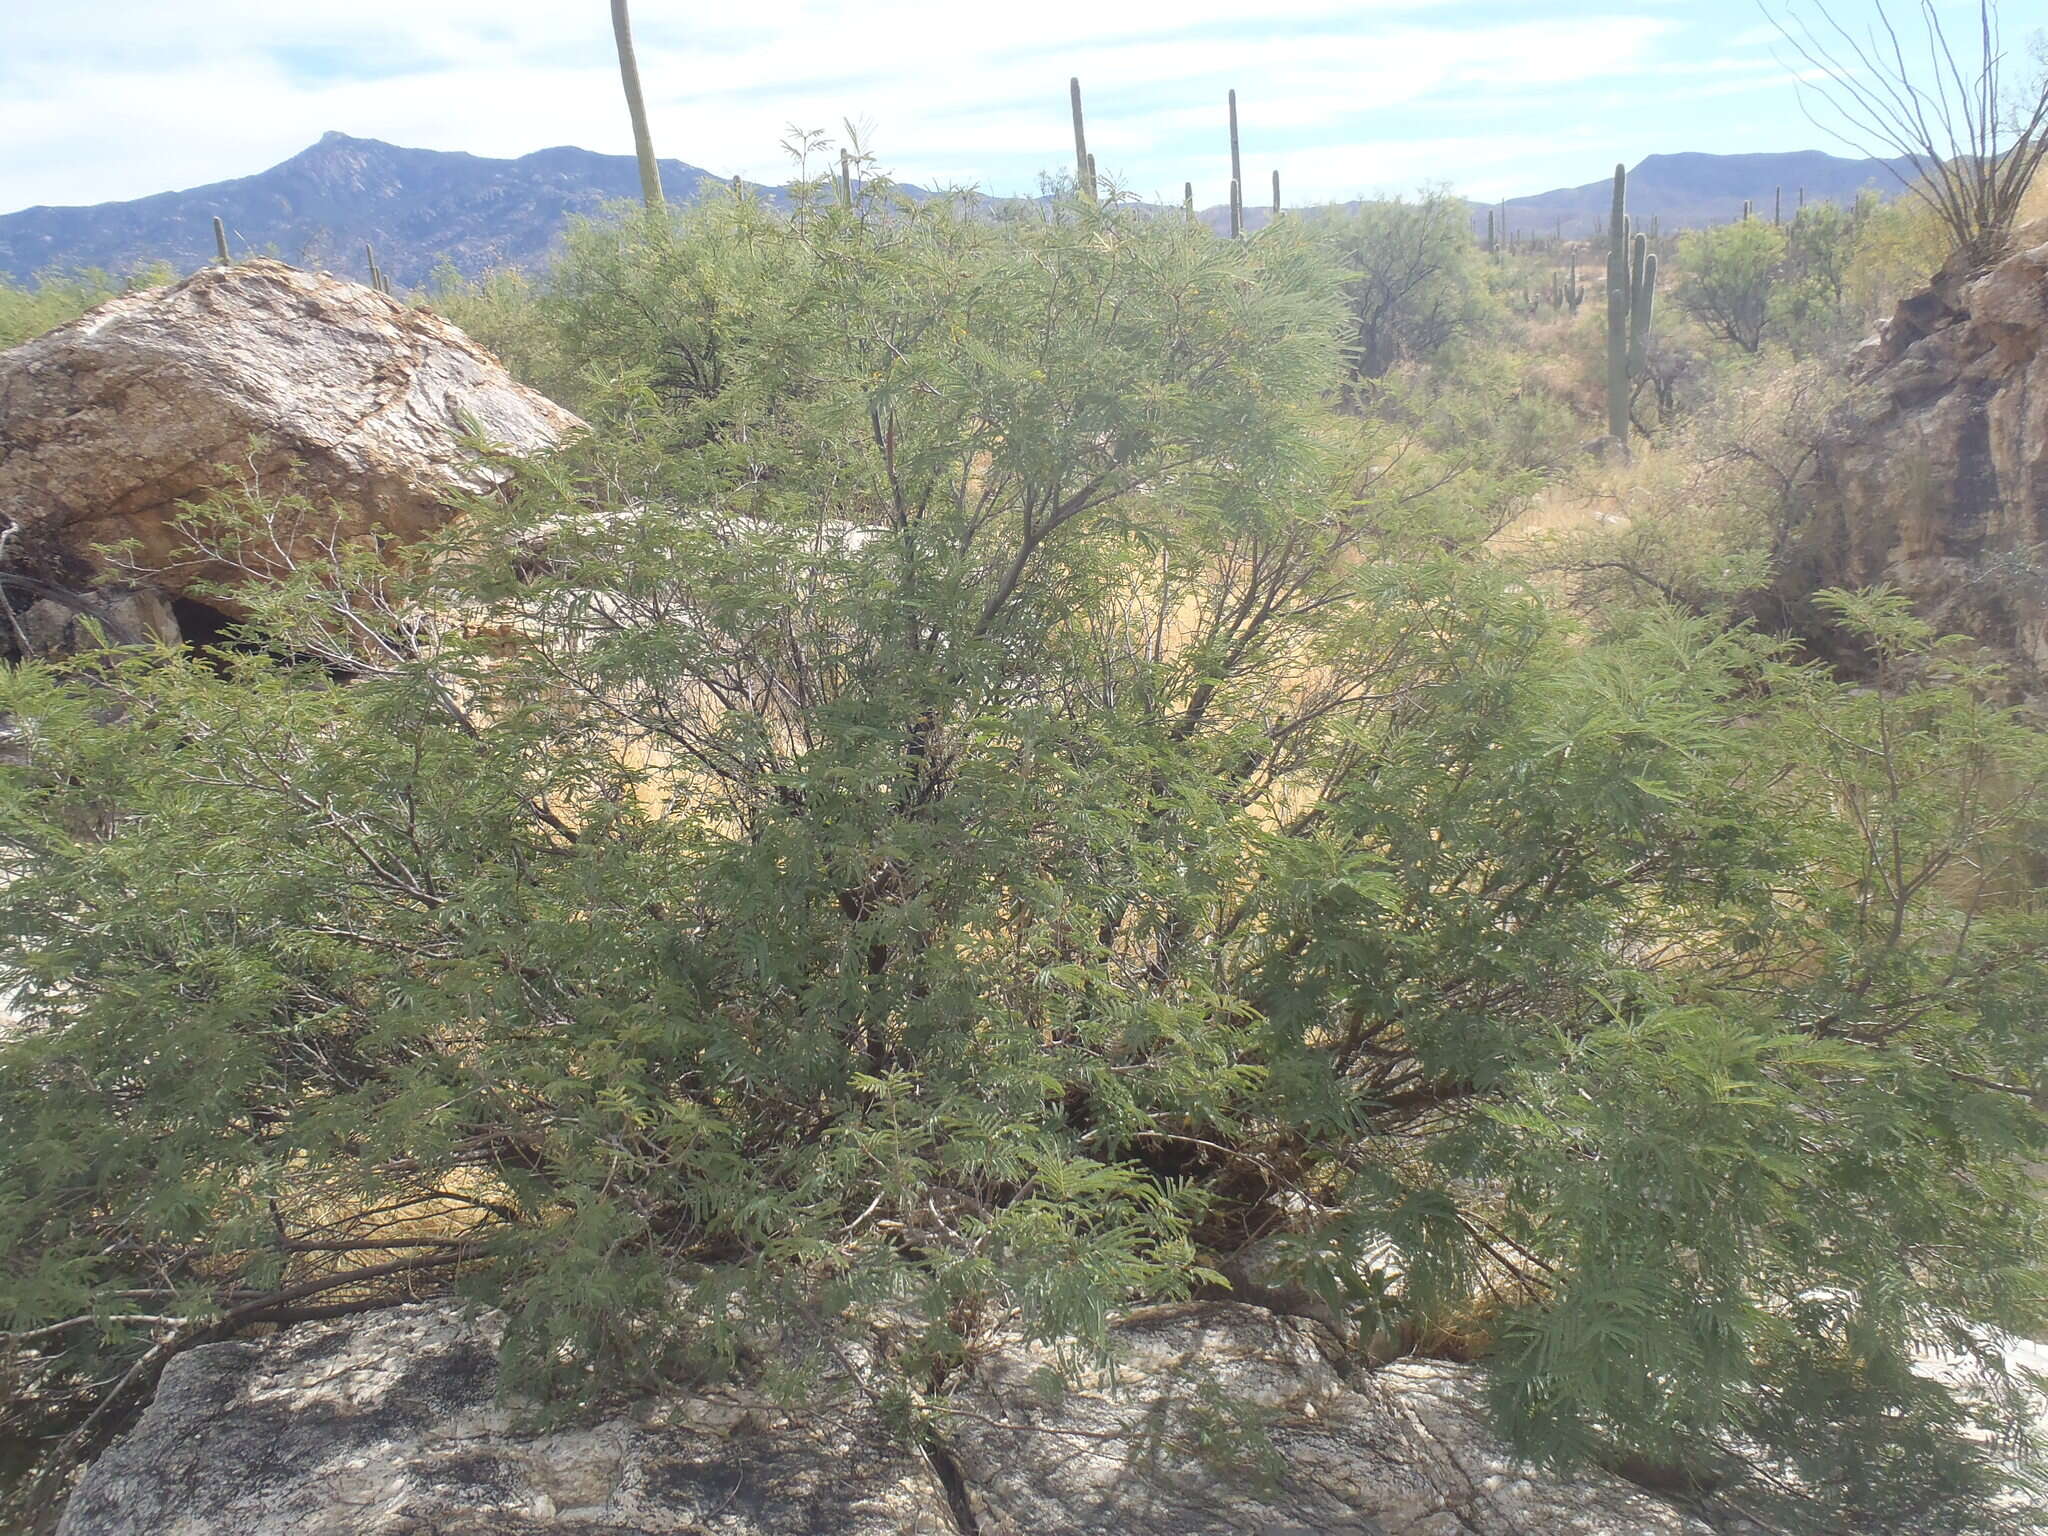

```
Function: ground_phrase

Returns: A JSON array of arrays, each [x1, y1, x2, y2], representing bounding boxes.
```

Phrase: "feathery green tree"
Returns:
[[1306, 193, 1482, 381], [1, 179, 2042, 1532], [1679, 219, 1788, 353]]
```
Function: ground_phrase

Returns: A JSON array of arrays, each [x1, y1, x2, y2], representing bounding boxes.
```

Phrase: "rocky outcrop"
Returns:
[[0, 258, 580, 650], [57, 1301, 1710, 1536], [1778, 220, 2048, 684]]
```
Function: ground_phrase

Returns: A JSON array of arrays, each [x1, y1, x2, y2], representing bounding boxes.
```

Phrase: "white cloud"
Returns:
[[1, 0, 1814, 213]]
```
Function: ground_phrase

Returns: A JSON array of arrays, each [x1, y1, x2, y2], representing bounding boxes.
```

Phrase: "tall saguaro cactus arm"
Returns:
[[212, 217, 230, 265], [610, 0, 664, 211], [1606, 163, 1630, 446], [1627, 233, 1657, 374], [1228, 90, 1242, 236], [1070, 78, 1096, 201]]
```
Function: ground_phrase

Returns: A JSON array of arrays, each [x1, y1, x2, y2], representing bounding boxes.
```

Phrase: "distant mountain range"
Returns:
[[0, 134, 837, 290], [0, 135, 1916, 289], [1473, 151, 1917, 242]]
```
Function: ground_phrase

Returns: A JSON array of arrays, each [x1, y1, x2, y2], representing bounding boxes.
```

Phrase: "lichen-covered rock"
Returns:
[[0, 258, 580, 625], [57, 1301, 1711, 1536], [1777, 220, 2048, 684], [949, 1304, 1709, 1536], [55, 1304, 953, 1536]]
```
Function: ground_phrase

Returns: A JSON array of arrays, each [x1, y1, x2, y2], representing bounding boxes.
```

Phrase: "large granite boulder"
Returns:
[[0, 258, 580, 645], [1774, 220, 2048, 684], [55, 1301, 1710, 1536]]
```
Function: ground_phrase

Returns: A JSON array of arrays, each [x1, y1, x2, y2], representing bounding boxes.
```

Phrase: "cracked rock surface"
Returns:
[[1777, 217, 2048, 687], [0, 258, 580, 612], [58, 1301, 1709, 1536]]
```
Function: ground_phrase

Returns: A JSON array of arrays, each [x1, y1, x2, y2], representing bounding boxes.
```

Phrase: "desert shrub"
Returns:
[[1845, 193, 1955, 326], [1, 184, 2042, 1533], [0, 265, 173, 349], [426, 263, 569, 401], [1304, 193, 1485, 382], [1679, 221, 1788, 354], [1532, 355, 1850, 618]]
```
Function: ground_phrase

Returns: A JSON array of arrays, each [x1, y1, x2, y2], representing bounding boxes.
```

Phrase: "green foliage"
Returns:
[[0, 266, 173, 350], [1532, 355, 1849, 618], [1304, 192, 1483, 382], [425, 263, 567, 396], [1678, 220, 1789, 354], [1770, 200, 1854, 351], [1, 178, 2044, 1533], [1846, 190, 1952, 326]]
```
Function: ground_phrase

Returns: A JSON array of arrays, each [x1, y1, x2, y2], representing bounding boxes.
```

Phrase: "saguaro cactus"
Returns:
[[840, 148, 854, 206], [1184, 181, 1195, 220], [1227, 91, 1244, 237], [1070, 78, 1096, 201], [1564, 255, 1585, 315], [1271, 169, 1280, 217], [1605, 165, 1658, 449], [609, 0, 663, 211], [212, 217, 230, 265], [1606, 165, 1631, 445], [1627, 232, 1657, 375]]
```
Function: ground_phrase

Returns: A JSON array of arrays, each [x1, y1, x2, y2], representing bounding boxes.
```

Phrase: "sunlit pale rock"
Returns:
[[57, 1301, 1711, 1536], [0, 258, 580, 631]]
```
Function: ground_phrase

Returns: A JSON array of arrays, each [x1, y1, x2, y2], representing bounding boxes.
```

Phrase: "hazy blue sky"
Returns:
[[0, 1, 2013, 213]]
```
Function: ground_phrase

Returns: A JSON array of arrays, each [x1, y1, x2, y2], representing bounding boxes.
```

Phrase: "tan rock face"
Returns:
[[1780, 221, 2048, 683], [0, 258, 580, 621]]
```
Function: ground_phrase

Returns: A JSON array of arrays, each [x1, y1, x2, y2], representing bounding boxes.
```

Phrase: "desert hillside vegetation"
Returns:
[[3, 82, 2047, 1536]]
